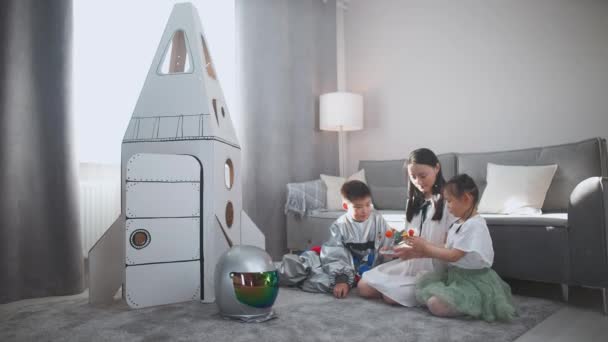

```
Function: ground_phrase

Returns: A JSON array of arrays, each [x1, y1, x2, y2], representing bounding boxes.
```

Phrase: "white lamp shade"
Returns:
[[320, 92, 363, 131]]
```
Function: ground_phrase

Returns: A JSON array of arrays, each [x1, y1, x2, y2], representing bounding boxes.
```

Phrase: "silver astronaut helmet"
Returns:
[[214, 245, 279, 322]]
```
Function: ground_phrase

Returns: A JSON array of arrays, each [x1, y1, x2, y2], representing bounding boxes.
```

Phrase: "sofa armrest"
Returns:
[[568, 176, 608, 287], [286, 211, 336, 252]]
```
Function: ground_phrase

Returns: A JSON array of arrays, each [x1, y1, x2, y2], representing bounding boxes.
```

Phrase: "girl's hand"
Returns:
[[405, 236, 428, 253], [393, 246, 422, 260]]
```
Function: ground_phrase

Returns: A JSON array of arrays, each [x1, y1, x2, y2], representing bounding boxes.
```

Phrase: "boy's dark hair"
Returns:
[[340, 180, 372, 202], [405, 148, 446, 222], [445, 174, 480, 219]]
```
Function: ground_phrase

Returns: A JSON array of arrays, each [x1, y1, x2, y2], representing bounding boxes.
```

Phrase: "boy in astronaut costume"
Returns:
[[276, 180, 394, 298]]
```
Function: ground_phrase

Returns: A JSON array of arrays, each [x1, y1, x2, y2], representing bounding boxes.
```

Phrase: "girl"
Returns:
[[358, 148, 457, 306], [407, 174, 516, 321]]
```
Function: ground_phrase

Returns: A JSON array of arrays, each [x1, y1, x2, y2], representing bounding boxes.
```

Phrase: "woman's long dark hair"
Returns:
[[405, 148, 446, 222]]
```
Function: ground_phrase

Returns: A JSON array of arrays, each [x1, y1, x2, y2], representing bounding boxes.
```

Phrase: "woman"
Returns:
[[358, 148, 457, 306]]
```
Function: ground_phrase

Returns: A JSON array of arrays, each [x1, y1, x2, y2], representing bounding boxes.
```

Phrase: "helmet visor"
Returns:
[[230, 271, 279, 308]]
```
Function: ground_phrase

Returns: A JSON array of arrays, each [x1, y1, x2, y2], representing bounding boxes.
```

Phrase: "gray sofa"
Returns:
[[286, 138, 608, 310]]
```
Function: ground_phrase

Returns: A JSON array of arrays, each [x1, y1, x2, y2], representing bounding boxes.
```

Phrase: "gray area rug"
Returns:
[[1, 287, 562, 342]]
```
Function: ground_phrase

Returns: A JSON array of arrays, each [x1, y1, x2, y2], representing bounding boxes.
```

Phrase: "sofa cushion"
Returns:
[[437, 153, 458, 181], [481, 213, 568, 227], [457, 138, 606, 212], [305, 212, 568, 227], [359, 160, 407, 210], [320, 169, 366, 210], [307, 209, 404, 220], [478, 163, 558, 214], [369, 186, 406, 210]]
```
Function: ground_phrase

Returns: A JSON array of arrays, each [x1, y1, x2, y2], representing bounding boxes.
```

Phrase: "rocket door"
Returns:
[[124, 153, 202, 308]]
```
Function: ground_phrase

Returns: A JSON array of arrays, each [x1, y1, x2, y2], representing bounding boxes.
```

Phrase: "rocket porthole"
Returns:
[[212, 99, 219, 125], [224, 159, 234, 189], [201, 35, 217, 79], [130, 229, 151, 249], [226, 202, 234, 228], [221, 106, 225, 117]]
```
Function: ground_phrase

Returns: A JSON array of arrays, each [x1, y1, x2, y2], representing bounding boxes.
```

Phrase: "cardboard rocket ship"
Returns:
[[112, 2, 264, 309]]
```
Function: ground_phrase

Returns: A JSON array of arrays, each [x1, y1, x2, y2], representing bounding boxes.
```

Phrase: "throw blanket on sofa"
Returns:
[[285, 179, 326, 218]]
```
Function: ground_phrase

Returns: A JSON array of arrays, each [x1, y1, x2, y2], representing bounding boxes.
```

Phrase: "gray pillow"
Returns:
[[369, 185, 407, 210]]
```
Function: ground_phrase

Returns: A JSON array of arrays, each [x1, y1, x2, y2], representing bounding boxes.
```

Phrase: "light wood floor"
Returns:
[[510, 280, 608, 342]]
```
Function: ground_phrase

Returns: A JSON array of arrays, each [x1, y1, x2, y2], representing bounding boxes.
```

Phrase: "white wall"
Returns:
[[344, 0, 608, 174], [73, 0, 235, 164]]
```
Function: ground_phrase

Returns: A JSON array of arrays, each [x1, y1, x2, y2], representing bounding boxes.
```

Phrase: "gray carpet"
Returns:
[[0, 287, 562, 342]]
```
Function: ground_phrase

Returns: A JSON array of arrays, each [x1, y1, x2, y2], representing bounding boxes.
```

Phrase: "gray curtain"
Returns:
[[0, 0, 83, 303], [236, 0, 339, 259]]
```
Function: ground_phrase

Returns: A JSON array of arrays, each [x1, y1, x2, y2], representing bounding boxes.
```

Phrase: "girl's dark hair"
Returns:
[[445, 174, 480, 220], [405, 148, 446, 222]]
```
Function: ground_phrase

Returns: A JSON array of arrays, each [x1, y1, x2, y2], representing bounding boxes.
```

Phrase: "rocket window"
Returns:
[[130, 229, 151, 249], [226, 201, 234, 228], [159, 30, 193, 74], [225, 159, 234, 189], [201, 35, 217, 79], [212, 99, 219, 125]]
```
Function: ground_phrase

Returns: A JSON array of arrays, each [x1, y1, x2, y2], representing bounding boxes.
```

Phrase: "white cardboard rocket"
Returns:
[[88, 2, 265, 309]]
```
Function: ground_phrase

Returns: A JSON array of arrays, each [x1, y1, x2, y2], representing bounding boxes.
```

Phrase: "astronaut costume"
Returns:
[[276, 210, 393, 293]]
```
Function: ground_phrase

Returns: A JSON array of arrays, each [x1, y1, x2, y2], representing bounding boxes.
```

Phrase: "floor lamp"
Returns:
[[320, 92, 364, 177]]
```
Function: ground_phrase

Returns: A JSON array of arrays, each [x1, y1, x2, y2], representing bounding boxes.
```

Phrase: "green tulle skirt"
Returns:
[[415, 266, 516, 322]]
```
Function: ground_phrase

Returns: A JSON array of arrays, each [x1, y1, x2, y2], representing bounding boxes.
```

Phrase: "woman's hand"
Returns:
[[379, 246, 396, 260]]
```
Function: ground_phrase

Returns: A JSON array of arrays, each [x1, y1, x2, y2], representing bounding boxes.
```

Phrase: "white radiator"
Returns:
[[78, 164, 121, 256]]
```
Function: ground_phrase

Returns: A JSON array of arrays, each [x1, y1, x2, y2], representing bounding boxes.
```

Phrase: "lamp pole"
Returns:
[[336, 0, 347, 176], [338, 125, 345, 177]]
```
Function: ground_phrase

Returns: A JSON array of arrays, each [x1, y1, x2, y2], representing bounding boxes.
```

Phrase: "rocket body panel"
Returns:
[[126, 153, 201, 181], [125, 262, 200, 308], [126, 217, 200, 265], [126, 181, 200, 218]]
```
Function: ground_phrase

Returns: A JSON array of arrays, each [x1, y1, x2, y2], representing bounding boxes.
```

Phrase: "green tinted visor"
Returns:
[[230, 271, 279, 308]]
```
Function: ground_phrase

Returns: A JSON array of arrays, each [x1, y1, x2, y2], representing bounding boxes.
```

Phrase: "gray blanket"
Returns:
[[284, 179, 326, 217]]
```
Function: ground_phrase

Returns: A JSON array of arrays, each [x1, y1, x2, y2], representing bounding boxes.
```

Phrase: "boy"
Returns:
[[276, 180, 393, 299]]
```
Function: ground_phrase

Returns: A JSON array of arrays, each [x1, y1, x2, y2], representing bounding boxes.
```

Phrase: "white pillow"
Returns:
[[478, 163, 558, 215], [320, 169, 367, 211]]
